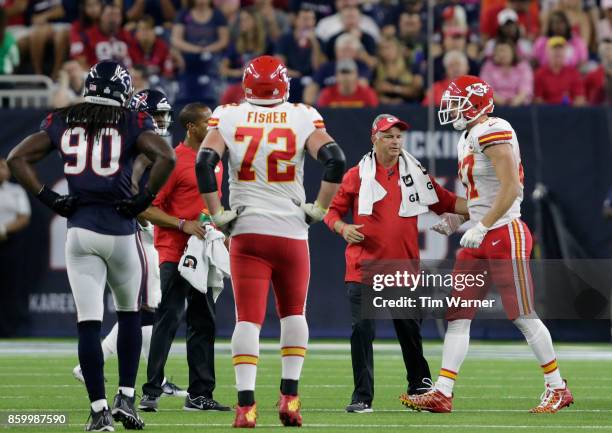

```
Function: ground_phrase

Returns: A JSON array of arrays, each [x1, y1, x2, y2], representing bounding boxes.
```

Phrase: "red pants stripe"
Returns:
[[229, 233, 310, 325], [446, 219, 535, 321]]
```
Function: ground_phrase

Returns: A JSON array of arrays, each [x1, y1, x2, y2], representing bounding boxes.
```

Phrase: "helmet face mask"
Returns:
[[151, 111, 172, 136], [438, 76, 494, 131], [129, 89, 173, 136]]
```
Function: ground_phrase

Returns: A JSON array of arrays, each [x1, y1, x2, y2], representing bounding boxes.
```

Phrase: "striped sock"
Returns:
[[280, 315, 308, 385], [231, 321, 261, 395], [541, 359, 564, 389], [435, 319, 471, 397], [436, 368, 457, 397]]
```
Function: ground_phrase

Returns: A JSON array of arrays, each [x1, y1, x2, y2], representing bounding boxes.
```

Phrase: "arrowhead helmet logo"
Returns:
[[466, 82, 489, 96]]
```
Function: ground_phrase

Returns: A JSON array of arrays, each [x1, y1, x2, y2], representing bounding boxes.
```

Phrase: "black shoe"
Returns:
[[410, 378, 434, 395], [162, 379, 188, 397], [138, 394, 160, 412], [85, 407, 114, 431], [112, 392, 145, 430], [183, 395, 231, 411], [345, 401, 373, 413]]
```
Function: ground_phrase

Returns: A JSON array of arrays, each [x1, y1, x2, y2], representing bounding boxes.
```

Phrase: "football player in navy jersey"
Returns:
[[71, 88, 187, 401], [7, 60, 175, 432]]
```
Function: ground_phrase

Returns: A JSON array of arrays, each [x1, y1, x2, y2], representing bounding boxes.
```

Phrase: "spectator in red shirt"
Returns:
[[584, 39, 612, 105], [323, 114, 467, 412], [481, 0, 539, 42], [71, 3, 138, 68], [423, 50, 469, 106], [139, 102, 229, 411], [534, 36, 585, 106], [132, 15, 174, 79], [317, 59, 379, 108]]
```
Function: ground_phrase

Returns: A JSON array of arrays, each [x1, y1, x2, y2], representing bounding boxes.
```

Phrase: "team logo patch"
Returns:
[[466, 82, 489, 96], [182, 255, 197, 269]]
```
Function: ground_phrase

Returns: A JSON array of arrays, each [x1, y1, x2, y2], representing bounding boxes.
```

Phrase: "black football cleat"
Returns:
[[112, 391, 144, 430], [85, 407, 114, 432]]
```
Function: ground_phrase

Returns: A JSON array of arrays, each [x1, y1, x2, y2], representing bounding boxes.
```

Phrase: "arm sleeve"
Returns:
[[323, 168, 357, 231], [428, 178, 458, 215]]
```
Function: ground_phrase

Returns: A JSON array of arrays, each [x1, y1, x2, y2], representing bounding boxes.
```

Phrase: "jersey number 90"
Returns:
[[60, 127, 122, 177]]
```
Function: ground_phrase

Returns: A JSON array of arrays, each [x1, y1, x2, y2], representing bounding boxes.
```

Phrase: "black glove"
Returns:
[[37, 185, 79, 218], [115, 188, 156, 219]]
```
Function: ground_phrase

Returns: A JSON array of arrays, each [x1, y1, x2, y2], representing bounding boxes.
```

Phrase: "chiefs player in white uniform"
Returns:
[[402, 76, 573, 414], [195, 56, 346, 428]]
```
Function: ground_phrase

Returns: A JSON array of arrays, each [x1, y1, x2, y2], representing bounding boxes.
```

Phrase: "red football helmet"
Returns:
[[438, 75, 494, 130], [242, 55, 290, 105]]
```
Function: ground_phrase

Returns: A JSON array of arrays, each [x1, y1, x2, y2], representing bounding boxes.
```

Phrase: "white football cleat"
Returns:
[[73, 365, 85, 384]]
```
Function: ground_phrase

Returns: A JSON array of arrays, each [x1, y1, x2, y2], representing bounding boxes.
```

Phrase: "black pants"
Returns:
[[142, 262, 217, 398], [347, 282, 431, 404]]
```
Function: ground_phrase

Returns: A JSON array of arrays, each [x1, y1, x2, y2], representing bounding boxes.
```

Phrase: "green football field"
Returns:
[[1, 340, 612, 433]]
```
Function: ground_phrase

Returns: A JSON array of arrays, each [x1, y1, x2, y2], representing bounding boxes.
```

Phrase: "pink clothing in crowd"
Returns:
[[480, 60, 533, 104], [533, 35, 588, 67]]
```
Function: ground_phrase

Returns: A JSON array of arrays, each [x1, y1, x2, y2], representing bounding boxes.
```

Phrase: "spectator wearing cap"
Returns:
[[315, 0, 380, 44], [317, 58, 379, 108], [584, 38, 612, 105], [482, 8, 533, 61], [534, 36, 585, 106], [323, 114, 466, 413], [275, 7, 325, 102], [423, 50, 469, 106], [480, 39, 533, 106], [431, 23, 479, 82], [303, 32, 372, 105], [373, 37, 423, 105], [597, 0, 612, 44], [533, 10, 587, 68], [481, 0, 539, 42]]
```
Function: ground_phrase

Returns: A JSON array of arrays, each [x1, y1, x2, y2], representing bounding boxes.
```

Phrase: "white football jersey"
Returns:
[[208, 101, 326, 239], [457, 117, 523, 229]]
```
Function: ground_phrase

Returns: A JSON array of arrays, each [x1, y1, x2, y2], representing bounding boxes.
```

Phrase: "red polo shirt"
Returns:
[[317, 84, 379, 108], [534, 65, 585, 105], [324, 161, 457, 283], [153, 142, 223, 264]]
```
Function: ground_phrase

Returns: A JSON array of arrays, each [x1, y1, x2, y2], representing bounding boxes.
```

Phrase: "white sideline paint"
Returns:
[[1, 341, 612, 360]]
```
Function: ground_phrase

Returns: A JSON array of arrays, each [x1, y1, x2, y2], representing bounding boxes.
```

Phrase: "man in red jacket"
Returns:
[[138, 102, 229, 413], [324, 114, 467, 413]]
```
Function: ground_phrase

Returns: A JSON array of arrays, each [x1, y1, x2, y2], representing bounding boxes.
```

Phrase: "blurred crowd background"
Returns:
[[0, 0, 611, 109]]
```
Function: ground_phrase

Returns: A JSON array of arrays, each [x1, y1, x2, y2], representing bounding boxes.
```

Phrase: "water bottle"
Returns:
[[199, 209, 213, 226]]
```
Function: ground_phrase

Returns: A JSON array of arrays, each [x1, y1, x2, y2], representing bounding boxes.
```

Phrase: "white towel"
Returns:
[[358, 149, 439, 217], [178, 225, 230, 302]]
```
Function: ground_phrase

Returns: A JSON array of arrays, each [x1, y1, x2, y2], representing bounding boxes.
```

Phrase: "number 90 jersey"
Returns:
[[209, 102, 326, 240], [457, 117, 524, 229]]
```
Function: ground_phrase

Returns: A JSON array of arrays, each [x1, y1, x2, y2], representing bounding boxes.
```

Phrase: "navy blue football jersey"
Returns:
[[41, 110, 155, 235]]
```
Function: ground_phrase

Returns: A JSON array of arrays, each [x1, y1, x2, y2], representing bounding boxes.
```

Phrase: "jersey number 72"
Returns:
[[235, 126, 296, 182]]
